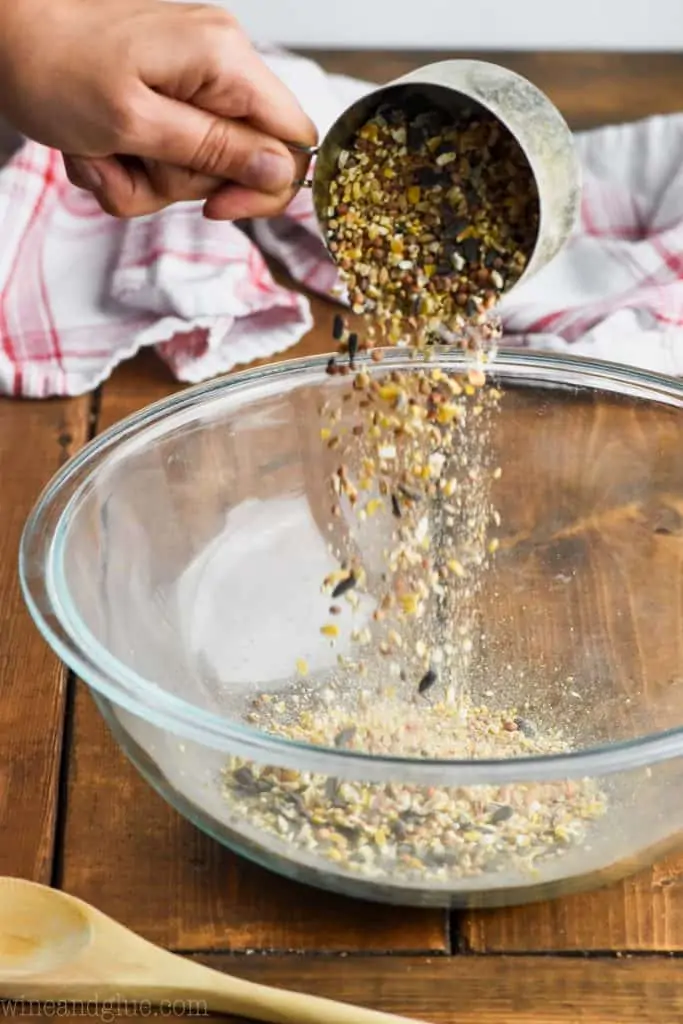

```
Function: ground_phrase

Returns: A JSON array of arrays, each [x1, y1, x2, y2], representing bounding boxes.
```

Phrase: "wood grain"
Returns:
[[4, 956, 681, 1023], [211, 954, 683, 1024], [59, 293, 447, 953], [302, 51, 683, 129], [0, 395, 89, 881]]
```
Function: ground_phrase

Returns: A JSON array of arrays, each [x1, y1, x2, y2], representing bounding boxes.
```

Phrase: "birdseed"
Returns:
[[311, 96, 533, 694], [219, 95, 585, 891], [318, 361, 500, 692], [324, 97, 539, 351], [222, 690, 608, 884]]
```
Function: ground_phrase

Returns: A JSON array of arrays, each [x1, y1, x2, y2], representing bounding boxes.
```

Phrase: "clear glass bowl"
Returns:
[[19, 349, 683, 908]]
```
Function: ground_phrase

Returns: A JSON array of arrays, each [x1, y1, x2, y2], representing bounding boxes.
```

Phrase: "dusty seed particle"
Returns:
[[233, 765, 255, 788], [332, 313, 346, 341], [332, 573, 357, 598], [489, 805, 515, 824], [418, 668, 437, 694], [334, 726, 357, 748]]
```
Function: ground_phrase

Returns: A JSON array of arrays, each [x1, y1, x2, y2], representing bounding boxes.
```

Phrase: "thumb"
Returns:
[[128, 92, 300, 194]]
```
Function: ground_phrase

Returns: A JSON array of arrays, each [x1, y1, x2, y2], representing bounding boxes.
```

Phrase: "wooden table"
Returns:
[[2, 51, 683, 1024]]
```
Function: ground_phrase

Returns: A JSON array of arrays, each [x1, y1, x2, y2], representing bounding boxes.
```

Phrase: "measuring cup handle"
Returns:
[[285, 141, 318, 189]]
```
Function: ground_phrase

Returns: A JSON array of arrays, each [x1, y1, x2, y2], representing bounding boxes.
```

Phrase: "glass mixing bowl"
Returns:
[[19, 349, 683, 908]]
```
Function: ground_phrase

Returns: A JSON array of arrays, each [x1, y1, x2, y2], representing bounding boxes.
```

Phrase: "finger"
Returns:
[[66, 155, 173, 217], [63, 153, 103, 192], [124, 88, 304, 195], [202, 182, 295, 222], [141, 158, 223, 202]]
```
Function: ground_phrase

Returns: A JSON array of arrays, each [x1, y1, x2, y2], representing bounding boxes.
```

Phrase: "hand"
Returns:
[[0, 0, 317, 219]]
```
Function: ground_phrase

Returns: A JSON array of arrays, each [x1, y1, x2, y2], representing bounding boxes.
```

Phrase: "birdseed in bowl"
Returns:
[[222, 682, 608, 888]]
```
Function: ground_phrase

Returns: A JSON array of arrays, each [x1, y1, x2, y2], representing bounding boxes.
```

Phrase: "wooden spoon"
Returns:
[[0, 877, 423, 1023]]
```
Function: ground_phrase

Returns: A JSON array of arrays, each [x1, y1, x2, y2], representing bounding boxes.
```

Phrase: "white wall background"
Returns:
[[221, 0, 683, 50]]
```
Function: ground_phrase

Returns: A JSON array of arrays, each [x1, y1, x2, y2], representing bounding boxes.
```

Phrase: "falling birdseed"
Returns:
[[331, 573, 357, 598], [332, 313, 346, 341]]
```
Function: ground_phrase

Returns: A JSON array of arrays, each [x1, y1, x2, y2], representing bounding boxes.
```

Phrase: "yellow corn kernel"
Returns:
[[436, 403, 459, 424], [359, 122, 379, 142], [400, 593, 419, 615], [407, 185, 421, 204], [321, 624, 340, 638]]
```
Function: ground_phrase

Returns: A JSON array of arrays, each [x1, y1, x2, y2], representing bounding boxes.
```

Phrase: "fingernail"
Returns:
[[69, 158, 103, 192], [245, 149, 293, 192]]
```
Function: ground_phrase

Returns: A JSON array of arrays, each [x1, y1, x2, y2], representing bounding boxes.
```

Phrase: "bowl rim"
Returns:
[[19, 346, 683, 785]]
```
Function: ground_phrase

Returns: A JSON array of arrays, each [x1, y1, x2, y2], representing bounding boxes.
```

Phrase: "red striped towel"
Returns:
[[0, 51, 682, 397]]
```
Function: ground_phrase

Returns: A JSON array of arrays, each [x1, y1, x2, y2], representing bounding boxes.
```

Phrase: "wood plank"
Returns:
[[3, 955, 681, 1023], [301, 50, 683, 129], [0, 394, 90, 881], [60, 294, 447, 953], [462, 853, 683, 954], [210, 954, 683, 1024]]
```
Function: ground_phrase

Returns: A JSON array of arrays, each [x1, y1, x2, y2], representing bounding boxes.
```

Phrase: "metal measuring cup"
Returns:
[[296, 59, 580, 294]]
